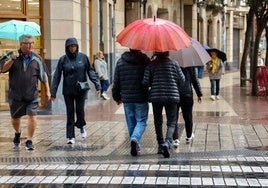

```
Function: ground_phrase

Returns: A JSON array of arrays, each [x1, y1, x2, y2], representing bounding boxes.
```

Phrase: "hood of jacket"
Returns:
[[65, 37, 79, 59], [121, 50, 149, 64]]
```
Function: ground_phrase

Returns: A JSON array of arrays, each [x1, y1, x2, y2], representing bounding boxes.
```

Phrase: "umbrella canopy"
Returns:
[[116, 17, 191, 52], [169, 38, 211, 68], [0, 19, 41, 40], [203, 44, 227, 62]]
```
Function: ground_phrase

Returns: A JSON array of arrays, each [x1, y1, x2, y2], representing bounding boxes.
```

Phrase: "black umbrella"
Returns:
[[203, 44, 227, 62]]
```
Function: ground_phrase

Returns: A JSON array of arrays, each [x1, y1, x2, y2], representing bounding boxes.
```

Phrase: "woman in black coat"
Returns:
[[172, 67, 203, 147], [143, 51, 185, 158], [51, 38, 101, 144]]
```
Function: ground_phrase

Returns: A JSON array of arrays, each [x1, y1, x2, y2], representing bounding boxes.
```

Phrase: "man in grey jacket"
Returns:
[[1, 34, 51, 150]]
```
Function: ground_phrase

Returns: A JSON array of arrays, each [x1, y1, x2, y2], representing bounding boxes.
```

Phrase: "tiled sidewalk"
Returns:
[[0, 71, 267, 186]]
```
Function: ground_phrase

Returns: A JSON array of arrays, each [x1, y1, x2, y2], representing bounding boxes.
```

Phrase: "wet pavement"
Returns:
[[0, 71, 267, 187]]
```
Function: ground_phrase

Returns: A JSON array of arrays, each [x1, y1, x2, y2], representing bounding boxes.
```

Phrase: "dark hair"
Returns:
[[154, 51, 169, 57]]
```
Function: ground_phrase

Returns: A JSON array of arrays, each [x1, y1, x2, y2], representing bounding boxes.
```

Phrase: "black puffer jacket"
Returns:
[[112, 50, 150, 103], [179, 67, 202, 98], [142, 55, 185, 103]]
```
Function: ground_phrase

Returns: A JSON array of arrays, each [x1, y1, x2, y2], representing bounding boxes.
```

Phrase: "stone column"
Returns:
[[227, 10, 233, 68]]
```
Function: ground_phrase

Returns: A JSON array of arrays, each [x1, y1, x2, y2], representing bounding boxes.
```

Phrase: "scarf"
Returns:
[[211, 57, 218, 74]]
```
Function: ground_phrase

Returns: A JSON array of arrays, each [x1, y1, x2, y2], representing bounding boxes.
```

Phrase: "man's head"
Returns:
[[19, 34, 34, 55]]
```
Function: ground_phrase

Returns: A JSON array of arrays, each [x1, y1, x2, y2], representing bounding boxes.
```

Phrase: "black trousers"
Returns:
[[173, 95, 194, 139], [64, 93, 87, 138], [152, 102, 178, 144]]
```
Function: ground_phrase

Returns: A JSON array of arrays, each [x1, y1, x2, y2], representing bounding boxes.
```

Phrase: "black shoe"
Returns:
[[130, 140, 138, 156], [13, 132, 21, 147], [25, 140, 35, 150], [162, 141, 170, 158], [157, 144, 164, 154]]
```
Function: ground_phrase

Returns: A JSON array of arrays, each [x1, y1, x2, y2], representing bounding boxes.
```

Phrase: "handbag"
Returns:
[[77, 81, 90, 91]]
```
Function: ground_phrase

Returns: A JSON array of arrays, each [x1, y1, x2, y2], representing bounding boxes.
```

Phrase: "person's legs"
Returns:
[[64, 95, 75, 139], [75, 93, 87, 138], [27, 115, 37, 140], [180, 96, 194, 138], [12, 118, 21, 146], [101, 80, 110, 99], [102, 80, 110, 93], [164, 103, 178, 143], [215, 79, 220, 96], [131, 102, 149, 144], [123, 103, 136, 137], [123, 103, 140, 156], [210, 79, 215, 95], [173, 103, 180, 140], [12, 118, 21, 133], [197, 66, 204, 78], [75, 93, 86, 128], [152, 102, 164, 145]]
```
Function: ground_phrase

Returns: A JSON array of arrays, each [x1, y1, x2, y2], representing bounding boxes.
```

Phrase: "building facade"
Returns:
[[0, 0, 249, 113]]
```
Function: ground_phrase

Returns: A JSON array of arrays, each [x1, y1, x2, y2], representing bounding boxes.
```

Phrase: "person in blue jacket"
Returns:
[[51, 37, 101, 144]]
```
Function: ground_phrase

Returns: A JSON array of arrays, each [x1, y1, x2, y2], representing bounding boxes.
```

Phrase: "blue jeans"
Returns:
[[123, 103, 149, 148], [210, 79, 220, 95], [100, 80, 110, 93], [197, 66, 204, 78]]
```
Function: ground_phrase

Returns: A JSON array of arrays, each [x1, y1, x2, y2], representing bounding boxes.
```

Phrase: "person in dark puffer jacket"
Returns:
[[142, 51, 185, 158], [112, 49, 150, 156], [172, 67, 203, 148]]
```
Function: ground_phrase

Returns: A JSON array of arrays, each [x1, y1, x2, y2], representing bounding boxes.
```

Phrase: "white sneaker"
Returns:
[[80, 126, 87, 138], [186, 133, 194, 143], [172, 139, 180, 148], [67, 138, 75, 144], [210, 95, 215, 101], [216, 95, 220, 100], [101, 93, 110, 100]]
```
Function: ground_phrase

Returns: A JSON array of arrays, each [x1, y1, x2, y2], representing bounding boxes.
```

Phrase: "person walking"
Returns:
[[172, 67, 203, 147], [51, 37, 101, 144], [142, 51, 185, 158], [0, 34, 51, 150], [94, 51, 110, 100], [206, 50, 225, 101], [112, 49, 150, 156]]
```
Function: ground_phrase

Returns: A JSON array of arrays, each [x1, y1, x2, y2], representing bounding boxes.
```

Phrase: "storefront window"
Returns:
[[28, 0, 39, 16], [0, 0, 22, 12]]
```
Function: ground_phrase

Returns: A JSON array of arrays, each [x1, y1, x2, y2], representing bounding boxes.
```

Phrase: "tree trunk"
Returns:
[[252, 31, 263, 95], [240, 8, 254, 87], [265, 26, 268, 66]]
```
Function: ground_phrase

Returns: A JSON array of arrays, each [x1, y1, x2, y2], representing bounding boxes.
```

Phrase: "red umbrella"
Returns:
[[116, 17, 191, 52]]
